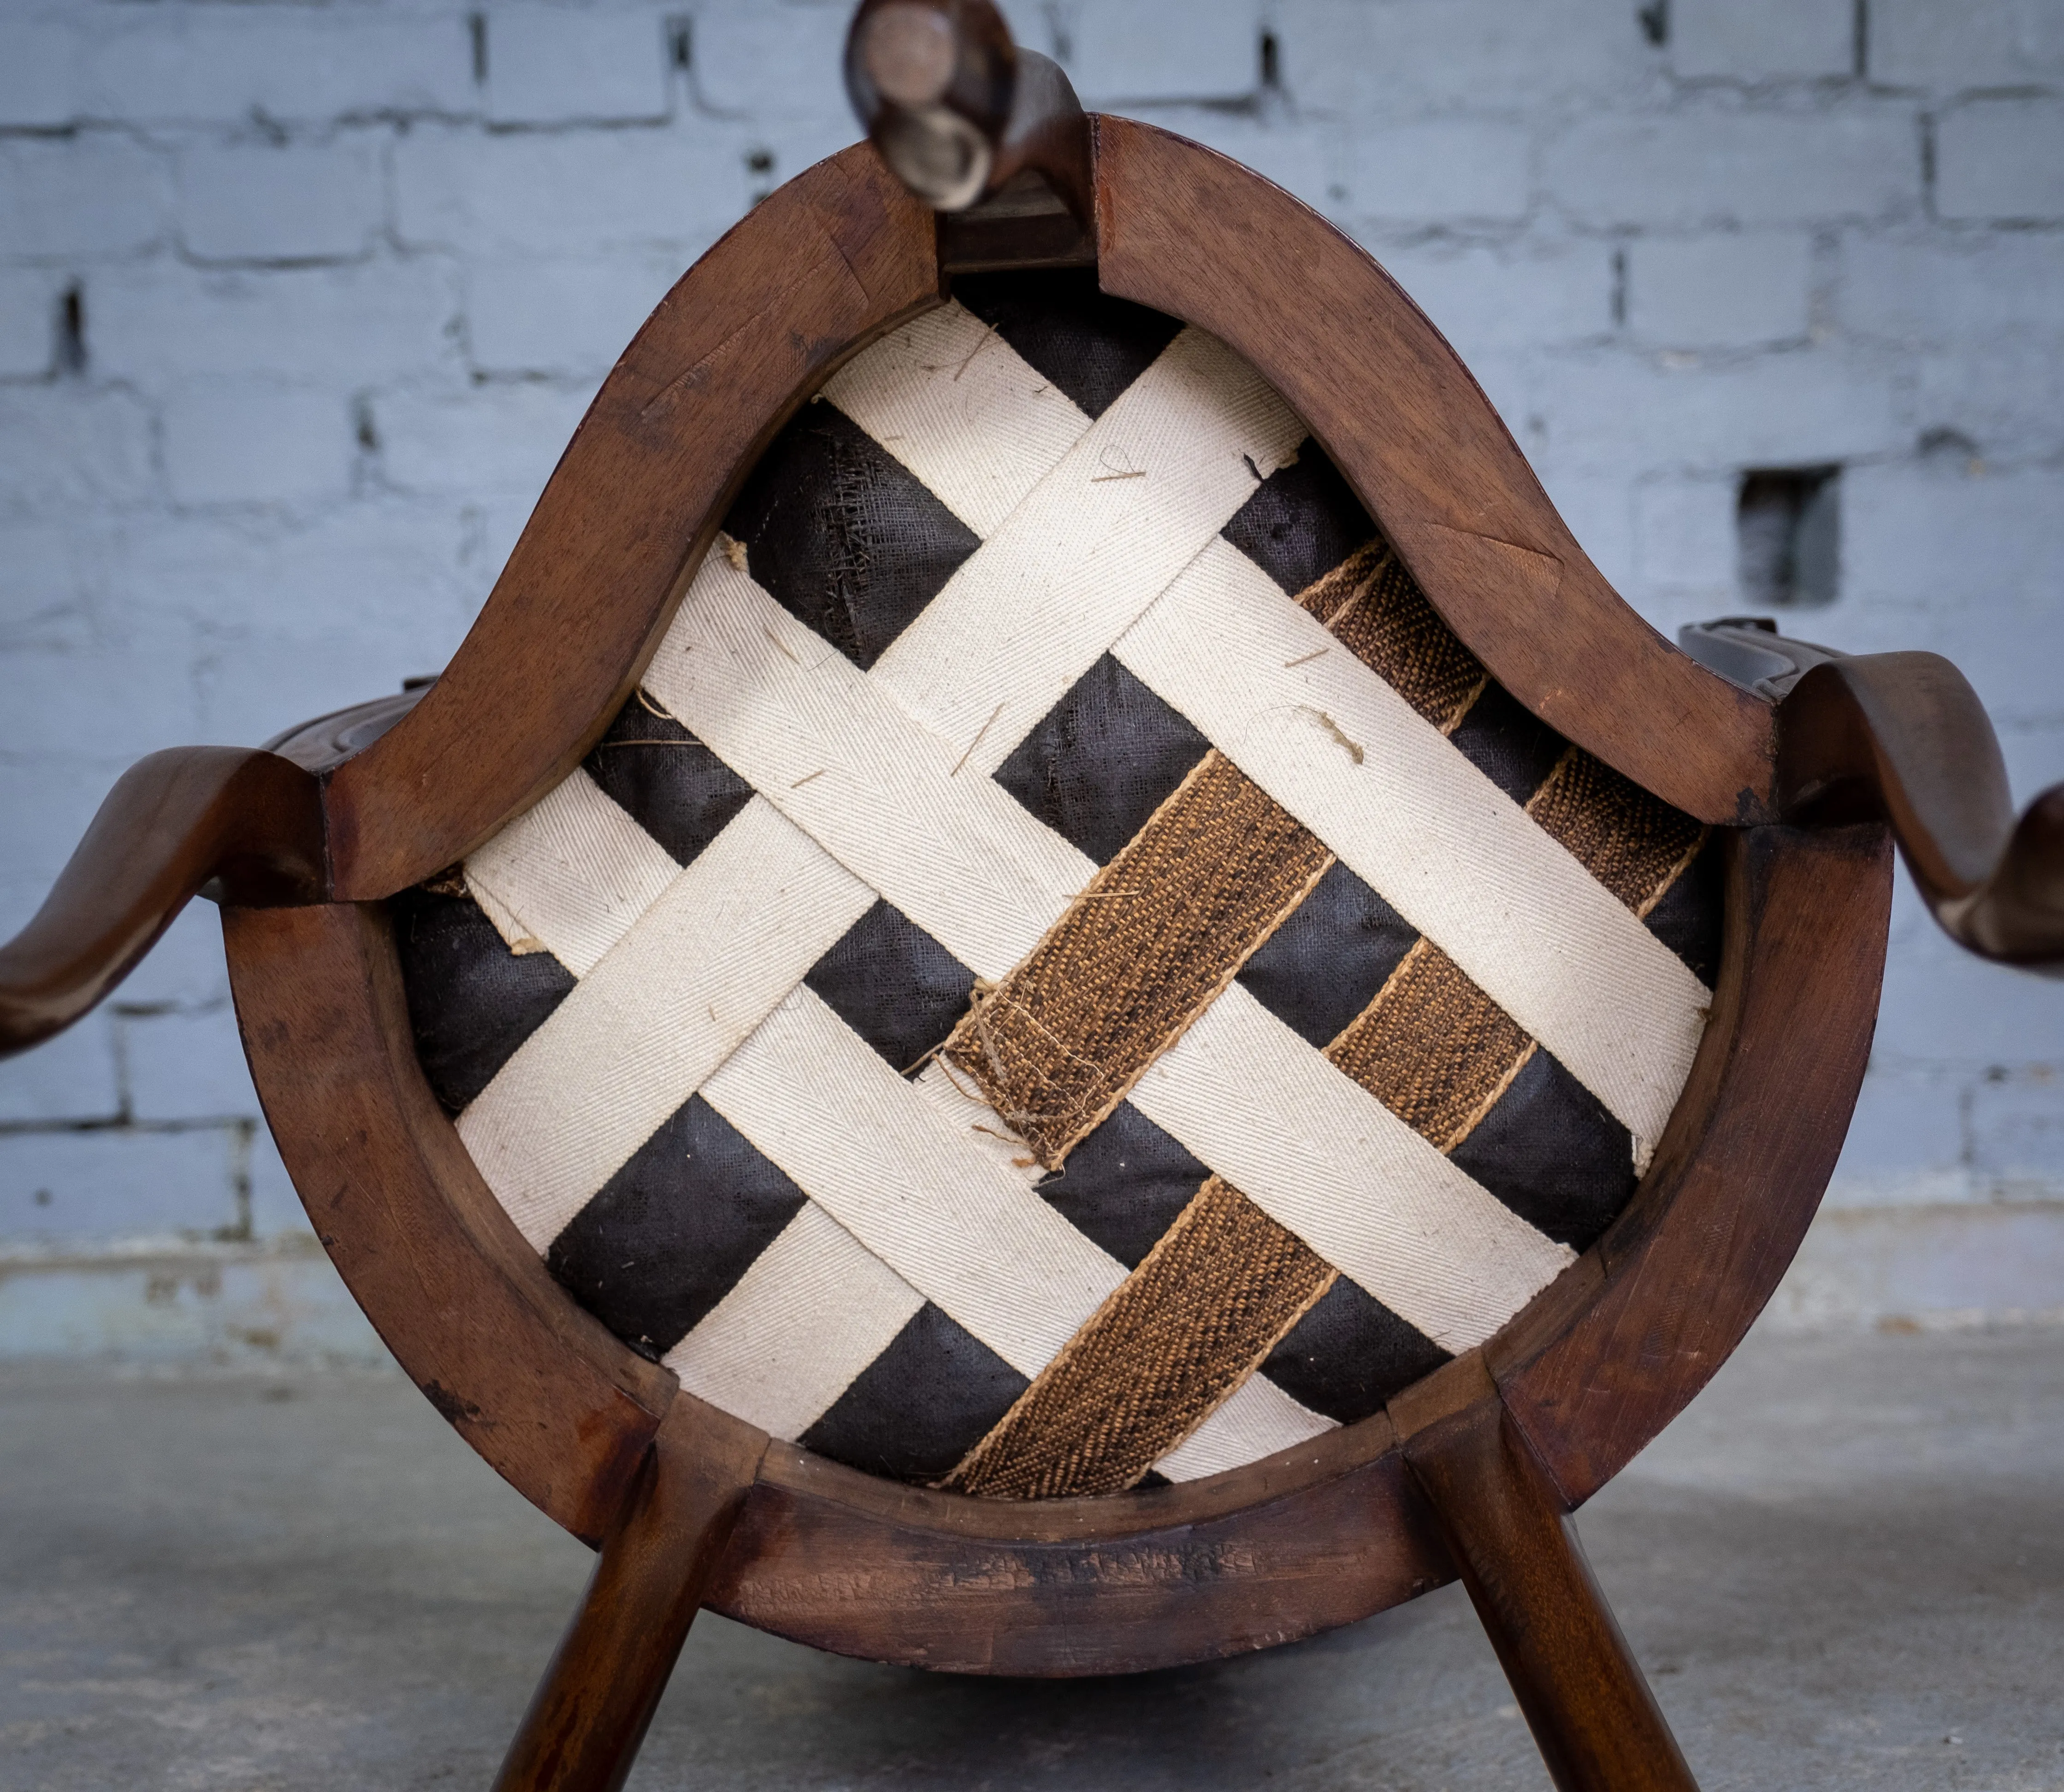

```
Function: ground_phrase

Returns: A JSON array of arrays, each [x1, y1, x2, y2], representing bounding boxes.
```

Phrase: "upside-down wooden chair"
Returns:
[[5, 6, 2062, 1788]]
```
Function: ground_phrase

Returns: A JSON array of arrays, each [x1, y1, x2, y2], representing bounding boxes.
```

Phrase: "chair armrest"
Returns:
[[0, 747, 324, 1057], [1683, 618, 2064, 971]]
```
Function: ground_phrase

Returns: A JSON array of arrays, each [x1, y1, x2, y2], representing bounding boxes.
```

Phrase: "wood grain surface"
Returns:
[[1090, 116, 1776, 826], [1779, 654, 2064, 967], [0, 747, 322, 1058], [323, 146, 941, 901], [706, 1412, 1447, 1675], [1491, 823, 1893, 1506], [225, 901, 678, 1544], [493, 1397, 768, 1792], [1407, 1400, 1701, 1792]]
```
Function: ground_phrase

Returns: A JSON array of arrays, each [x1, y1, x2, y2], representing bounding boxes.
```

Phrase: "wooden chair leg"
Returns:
[[493, 1400, 764, 1792], [1406, 1401, 1699, 1792]]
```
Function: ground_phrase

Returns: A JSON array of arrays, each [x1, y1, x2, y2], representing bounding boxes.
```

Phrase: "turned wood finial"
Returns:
[[845, 0, 1093, 225]]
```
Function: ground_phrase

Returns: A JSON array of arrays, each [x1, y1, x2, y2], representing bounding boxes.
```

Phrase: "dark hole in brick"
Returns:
[[354, 397, 379, 454], [1638, 0, 1668, 46], [668, 17, 692, 71], [1260, 31, 1280, 88], [469, 12, 488, 84], [1737, 466, 1839, 609], [1919, 425, 1982, 471], [746, 148, 775, 174], [57, 283, 86, 375]]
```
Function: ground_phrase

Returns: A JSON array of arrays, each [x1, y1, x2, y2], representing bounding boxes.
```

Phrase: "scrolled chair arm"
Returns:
[[0, 746, 325, 1058], [1683, 618, 2064, 972]]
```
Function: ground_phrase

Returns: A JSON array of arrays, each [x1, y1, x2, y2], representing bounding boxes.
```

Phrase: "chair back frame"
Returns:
[[218, 123, 1890, 1678]]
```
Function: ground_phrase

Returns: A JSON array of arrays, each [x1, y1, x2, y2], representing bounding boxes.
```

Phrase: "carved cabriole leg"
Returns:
[[1405, 1397, 1698, 1792], [494, 1398, 768, 1792]]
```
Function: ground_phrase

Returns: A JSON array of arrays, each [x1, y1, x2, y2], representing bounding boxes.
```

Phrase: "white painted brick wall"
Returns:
[[1936, 99, 2064, 222], [485, 10, 675, 126], [0, 269, 53, 378], [1626, 233, 1814, 348], [177, 137, 388, 264], [1670, 0, 1856, 83], [1346, 119, 1532, 224], [1871, 0, 2064, 91], [1544, 111, 1921, 228], [1049, 0, 1263, 105], [2, 0, 2060, 1350], [0, 136, 169, 258], [0, 1127, 242, 1242]]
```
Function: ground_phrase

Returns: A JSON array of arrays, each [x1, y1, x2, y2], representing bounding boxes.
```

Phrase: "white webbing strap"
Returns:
[[1113, 538, 1709, 1159], [466, 766, 681, 977], [1132, 982, 1577, 1353], [703, 984, 1129, 1379], [456, 796, 874, 1251], [664, 1200, 923, 1442], [643, 558, 1093, 984], [648, 562, 1574, 1342]]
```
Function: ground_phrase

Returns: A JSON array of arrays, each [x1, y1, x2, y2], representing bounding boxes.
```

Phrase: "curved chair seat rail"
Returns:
[[216, 813, 1889, 1792]]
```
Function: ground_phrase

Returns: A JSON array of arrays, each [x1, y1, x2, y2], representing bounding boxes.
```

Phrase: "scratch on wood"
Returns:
[[636, 235, 854, 422]]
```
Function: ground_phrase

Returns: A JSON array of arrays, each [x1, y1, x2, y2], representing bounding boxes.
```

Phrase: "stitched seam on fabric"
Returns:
[[943, 749, 1334, 1167]]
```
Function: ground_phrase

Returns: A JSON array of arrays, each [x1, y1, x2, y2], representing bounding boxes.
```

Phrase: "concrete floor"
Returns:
[[1, 1326, 2060, 1792]]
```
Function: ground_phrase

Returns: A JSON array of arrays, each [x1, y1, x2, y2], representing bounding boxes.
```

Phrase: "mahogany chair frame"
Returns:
[[6, 93, 2061, 1792]]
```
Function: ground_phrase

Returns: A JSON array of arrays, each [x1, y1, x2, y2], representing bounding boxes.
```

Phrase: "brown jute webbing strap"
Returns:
[[942, 1179, 1336, 1501], [949, 751, 1332, 1162], [942, 549, 1706, 1500], [943, 544, 1480, 1168]]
